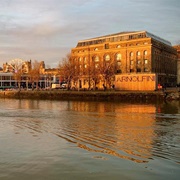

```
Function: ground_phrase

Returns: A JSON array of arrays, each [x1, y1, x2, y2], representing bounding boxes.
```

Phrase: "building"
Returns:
[[71, 31, 177, 90], [0, 60, 60, 90], [174, 45, 180, 84], [3, 59, 31, 73]]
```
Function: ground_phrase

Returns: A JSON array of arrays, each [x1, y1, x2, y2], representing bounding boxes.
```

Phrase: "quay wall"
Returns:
[[0, 90, 174, 102]]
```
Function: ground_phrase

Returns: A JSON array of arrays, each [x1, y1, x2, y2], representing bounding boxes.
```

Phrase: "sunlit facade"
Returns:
[[174, 45, 180, 84], [0, 60, 60, 89], [71, 31, 177, 90]]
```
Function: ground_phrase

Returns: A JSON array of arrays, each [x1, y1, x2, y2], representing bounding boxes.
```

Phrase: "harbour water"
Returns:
[[0, 99, 180, 180]]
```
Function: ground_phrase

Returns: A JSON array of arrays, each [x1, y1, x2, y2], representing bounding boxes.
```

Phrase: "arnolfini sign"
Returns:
[[115, 73, 157, 91]]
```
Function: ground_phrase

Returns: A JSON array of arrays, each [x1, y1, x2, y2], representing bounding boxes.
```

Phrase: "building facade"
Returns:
[[0, 60, 60, 90], [174, 45, 180, 84], [71, 31, 177, 90]]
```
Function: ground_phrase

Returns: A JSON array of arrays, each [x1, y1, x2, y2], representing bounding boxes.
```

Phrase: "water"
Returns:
[[0, 99, 180, 180]]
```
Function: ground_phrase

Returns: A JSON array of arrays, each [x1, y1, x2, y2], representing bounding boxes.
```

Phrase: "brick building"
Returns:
[[174, 45, 180, 84], [71, 31, 177, 90]]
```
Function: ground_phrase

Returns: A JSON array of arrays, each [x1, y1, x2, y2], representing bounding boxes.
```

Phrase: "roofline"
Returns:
[[77, 30, 172, 46], [79, 31, 146, 43]]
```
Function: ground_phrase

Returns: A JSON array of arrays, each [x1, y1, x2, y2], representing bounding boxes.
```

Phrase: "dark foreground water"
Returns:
[[0, 99, 179, 180]]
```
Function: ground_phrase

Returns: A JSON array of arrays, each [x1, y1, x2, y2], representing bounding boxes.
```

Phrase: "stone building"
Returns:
[[3, 59, 31, 73], [71, 31, 177, 90], [174, 45, 180, 84], [1, 60, 60, 89]]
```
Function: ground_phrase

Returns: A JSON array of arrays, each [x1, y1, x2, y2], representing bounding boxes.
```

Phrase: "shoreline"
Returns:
[[0, 89, 179, 102]]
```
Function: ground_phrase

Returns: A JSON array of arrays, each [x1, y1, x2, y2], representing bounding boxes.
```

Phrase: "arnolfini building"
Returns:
[[71, 31, 177, 90], [174, 45, 180, 84]]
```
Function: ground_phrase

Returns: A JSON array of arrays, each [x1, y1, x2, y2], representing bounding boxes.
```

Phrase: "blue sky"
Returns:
[[0, 0, 179, 68]]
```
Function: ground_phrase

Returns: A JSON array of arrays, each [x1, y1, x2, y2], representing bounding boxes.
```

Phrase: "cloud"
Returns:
[[0, 0, 179, 67]]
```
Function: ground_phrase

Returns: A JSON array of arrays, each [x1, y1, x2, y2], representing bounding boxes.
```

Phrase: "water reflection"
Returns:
[[66, 101, 157, 163], [1, 99, 179, 166]]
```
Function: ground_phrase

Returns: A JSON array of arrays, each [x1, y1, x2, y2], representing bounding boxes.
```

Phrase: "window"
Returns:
[[144, 50, 147, 56], [84, 64, 87, 68], [116, 53, 122, 61], [95, 64, 99, 68], [137, 68, 141, 72], [117, 69, 122, 73], [105, 54, 110, 61], [130, 60, 134, 65], [79, 57, 82, 62], [94, 48, 98, 51], [137, 51, 140, 56], [94, 56, 99, 62], [117, 45, 121, 48], [84, 57, 87, 62], [130, 52, 133, 57], [2, 76, 10, 80], [137, 60, 141, 65], [105, 43, 109, 49], [144, 59, 148, 64], [144, 68, 149, 72]]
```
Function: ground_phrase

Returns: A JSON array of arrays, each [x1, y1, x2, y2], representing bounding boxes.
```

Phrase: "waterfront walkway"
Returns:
[[0, 87, 179, 102]]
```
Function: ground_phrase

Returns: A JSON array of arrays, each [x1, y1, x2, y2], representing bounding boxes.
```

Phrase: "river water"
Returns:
[[0, 99, 179, 180]]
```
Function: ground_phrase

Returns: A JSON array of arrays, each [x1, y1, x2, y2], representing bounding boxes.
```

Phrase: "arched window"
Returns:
[[144, 59, 148, 64], [136, 51, 140, 56], [94, 56, 99, 62], [144, 50, 147, 56], [95, 64, 99, 69], [115, 53, 122, 61], [84, 57, 87, 62], [130, 52, 133, 57], [79, 57, 82, 62], [105, 54, 110, 61]]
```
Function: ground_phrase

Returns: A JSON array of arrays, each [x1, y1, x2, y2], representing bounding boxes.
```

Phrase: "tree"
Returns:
[[11, 59, 24, 90], [99, 61, 115, 89], [90, 63, 101, 90], [13, 67, 23, 90], [28, 60, 41, 90], [58, 54, 76, 90]]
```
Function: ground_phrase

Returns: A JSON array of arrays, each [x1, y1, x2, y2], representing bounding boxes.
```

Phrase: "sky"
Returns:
[[0, 0, 180, 68]]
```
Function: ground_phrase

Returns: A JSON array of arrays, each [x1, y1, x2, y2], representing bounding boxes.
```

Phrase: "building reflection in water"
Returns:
[[69, 101, 156, 163], [11, 99, 179, 164]]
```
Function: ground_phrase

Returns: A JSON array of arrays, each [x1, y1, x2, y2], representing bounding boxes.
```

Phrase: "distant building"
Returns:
[[3, 59, 31, 73], [71, 31, 177, 90], [0, 60, 60, 89]]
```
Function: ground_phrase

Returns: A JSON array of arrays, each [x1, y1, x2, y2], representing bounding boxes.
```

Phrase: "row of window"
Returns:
[[75, 66, 150, 75], [75, 42, 149, 53], [76, 33, 147, 47], [75, 51, 148, 63], [76, 59, 149, 70]]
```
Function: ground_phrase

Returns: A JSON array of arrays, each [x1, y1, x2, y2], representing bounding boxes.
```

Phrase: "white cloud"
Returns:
[[0, 0, 179, 67]]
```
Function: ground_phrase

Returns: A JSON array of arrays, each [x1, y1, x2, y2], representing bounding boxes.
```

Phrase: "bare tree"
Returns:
[[99, 61, 115, 90], [28, 60, 41, 90], [12, 59, 24, 90], [13, 67, 23, 90], [58, 54, 76, 90], [90, 63, 101, 90]]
